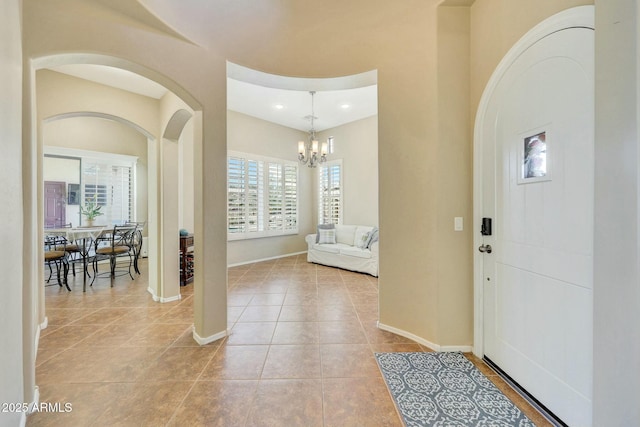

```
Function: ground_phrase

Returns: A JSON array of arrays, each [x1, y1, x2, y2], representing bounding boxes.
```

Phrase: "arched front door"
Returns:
[[475, 7, 594, 426]]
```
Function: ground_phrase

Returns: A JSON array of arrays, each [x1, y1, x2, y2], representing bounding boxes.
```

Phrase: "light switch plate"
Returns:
[[454, 217, 463, 231]]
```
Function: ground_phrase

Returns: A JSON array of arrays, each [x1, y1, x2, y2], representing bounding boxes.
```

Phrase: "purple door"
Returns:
[[44, 181, 66, 227]]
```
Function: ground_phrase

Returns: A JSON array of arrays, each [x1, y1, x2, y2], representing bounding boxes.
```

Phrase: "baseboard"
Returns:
[[227, 251, 307, 268], [159, 294, 181, 303], [377, 322, 473, 353], [147, 287, 181, 303], [20, 385, 40, 425], [192, 325, 227, 345], [34, 317, 48, 356]]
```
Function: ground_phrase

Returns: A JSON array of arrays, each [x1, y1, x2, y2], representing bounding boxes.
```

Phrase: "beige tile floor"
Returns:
[[29, 255, 551, 426]]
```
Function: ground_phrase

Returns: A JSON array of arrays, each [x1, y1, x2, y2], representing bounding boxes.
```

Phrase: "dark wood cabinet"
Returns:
[[179, 234, 194, 286]]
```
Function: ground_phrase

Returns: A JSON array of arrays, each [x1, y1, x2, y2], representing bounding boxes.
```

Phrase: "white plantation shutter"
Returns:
[[319, 160, 342, 225], [82, 161, 134, 226], [227, 156, 246, 234], [284, 164, 297, 231], [228, 151, 298, 240], [247, 160, 264, 232], [268, 163, 283, 231]]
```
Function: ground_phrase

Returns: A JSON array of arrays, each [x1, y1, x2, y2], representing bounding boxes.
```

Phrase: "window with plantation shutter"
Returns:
[[82, 161, 134, 226], [318, 160, 342, 225], [228, 151, 298, 240], [44, 147, 137, 227]]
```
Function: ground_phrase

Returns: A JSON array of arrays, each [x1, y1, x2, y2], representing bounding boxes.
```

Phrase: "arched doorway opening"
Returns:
[[29, 54, 209, 347]]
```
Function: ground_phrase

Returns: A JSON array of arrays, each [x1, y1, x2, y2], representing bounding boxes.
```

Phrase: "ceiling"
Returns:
[[48, 64, 377, 132]]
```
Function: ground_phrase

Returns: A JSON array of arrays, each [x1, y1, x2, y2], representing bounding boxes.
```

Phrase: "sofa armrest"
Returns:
[[305, 234, 317, 247], [370, 240, 379, 257]]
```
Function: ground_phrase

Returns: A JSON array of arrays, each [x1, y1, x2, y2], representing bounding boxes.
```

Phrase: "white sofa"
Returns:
[[305, 224, 379, 276]]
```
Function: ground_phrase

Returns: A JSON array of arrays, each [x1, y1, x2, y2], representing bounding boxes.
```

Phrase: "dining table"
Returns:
[[45, 226, 106, 292]]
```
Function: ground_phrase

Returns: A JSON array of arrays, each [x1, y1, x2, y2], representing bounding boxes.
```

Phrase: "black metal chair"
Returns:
[[91, 225, 137, 286], [52, 222, 87, 279], [124, 221, 145, 275], [44, 235, 71, 291]]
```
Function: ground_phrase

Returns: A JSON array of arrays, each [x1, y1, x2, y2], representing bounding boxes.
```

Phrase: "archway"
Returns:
[[26, 54, 211, 368]]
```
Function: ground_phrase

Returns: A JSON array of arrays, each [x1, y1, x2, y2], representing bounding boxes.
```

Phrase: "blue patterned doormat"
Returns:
[[375, 352, 535, 427]]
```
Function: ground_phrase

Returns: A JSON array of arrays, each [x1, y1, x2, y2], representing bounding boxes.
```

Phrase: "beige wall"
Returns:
[[36, 70, 160, 135], [434, 5, 473, 346], [469, 0, 593, 116], [317, 115, 379, 228]]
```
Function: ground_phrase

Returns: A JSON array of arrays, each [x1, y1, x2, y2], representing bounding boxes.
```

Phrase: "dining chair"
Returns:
[[53, 222, 86, 278], [91, 225, 136, 286], [44, 235, 71, 291], [124, 221, 145, 274]]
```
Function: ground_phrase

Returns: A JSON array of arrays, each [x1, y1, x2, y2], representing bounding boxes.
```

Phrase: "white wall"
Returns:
[[0, 1, 24, 426], [317, 115, 379, 227]]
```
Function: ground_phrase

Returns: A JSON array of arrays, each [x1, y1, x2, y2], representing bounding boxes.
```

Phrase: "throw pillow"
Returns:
[[316, 224, 336, 244], [318, 228, 337, 244], [365, 227, 379, 248], [356, 231, 371, 249]]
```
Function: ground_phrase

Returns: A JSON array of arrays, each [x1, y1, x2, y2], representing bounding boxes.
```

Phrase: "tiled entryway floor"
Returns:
[[29, 255, 550, 426]]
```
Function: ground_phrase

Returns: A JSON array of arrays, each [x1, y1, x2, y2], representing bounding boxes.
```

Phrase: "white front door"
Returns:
[[479, 24, 594, 426]]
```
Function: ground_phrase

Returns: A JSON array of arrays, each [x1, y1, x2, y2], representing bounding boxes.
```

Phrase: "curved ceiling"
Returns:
[[47, 65, 377, 132], [46, 1, 378, 132]]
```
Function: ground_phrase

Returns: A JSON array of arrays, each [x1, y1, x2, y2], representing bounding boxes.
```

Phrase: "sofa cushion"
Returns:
[[335, 224, 357, 245], [313, 243, 353, 254], [313, 244, 340, 254], [354, 226, 374, 248], [340, 246, 373, 259]]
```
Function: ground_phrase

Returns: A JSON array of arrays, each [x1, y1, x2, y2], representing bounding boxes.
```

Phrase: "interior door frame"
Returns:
[[472, 5, 595, 358]]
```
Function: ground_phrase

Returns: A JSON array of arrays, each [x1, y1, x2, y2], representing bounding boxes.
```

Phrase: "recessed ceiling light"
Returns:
[[340, 104, 350, 109], [274, 104, 285, 110]]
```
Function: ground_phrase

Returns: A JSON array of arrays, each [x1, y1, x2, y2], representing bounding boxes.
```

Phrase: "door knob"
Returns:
[[478, 244, 492, 254]]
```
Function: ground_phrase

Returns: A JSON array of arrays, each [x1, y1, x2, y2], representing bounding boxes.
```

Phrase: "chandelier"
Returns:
[[297, 91, 328, 168]]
